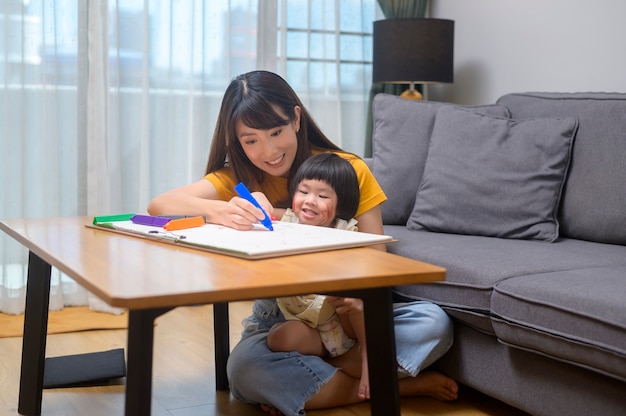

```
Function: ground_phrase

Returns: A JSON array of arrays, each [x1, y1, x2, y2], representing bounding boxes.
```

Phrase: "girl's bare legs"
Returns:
[[337, 311, 370, 399], [267, 320, 325, 356], [263, 322, 360, 415], [329, 317, 458, 403]]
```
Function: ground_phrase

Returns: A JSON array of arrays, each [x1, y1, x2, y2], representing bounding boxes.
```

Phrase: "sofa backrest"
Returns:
[[497, 92, 626, 245]]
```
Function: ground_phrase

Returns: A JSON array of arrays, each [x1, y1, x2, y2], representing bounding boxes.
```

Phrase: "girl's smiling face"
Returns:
[[291, 178, 338, 227], [236, 106, 300, 178]]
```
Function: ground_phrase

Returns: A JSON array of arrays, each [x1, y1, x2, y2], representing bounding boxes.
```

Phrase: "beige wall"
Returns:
[[428, 0, 626, 104]]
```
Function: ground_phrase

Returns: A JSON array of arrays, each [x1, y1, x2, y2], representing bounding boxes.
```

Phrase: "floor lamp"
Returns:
[[373, 18, 454, 100]]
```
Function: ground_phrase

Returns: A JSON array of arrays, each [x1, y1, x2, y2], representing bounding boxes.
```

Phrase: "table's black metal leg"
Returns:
[[125, 307, 172, 416], [349, 287, 400, 416], [213, 302, 230, 390], [18, 251, 52, 416]]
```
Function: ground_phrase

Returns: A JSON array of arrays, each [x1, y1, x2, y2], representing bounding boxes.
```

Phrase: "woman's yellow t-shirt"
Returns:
[[204, 151, 386, 218]]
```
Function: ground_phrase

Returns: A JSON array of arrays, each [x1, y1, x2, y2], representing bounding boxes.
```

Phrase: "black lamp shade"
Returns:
[[373, 18, 454, 84]]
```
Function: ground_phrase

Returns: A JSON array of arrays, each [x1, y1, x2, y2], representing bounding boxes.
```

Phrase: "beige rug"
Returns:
[[0, 306, 128, 338]]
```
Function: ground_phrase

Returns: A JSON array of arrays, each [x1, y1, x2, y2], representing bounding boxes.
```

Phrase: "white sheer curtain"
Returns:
[[0, 0, 378, 315]]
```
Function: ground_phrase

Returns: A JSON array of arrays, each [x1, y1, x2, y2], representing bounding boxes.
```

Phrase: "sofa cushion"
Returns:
[[497, 92, 626, 245], [387, 225, 626, 334], [371, 94, 510, 225], [491, 267, 626, 382], [407, 106, 578, 242]]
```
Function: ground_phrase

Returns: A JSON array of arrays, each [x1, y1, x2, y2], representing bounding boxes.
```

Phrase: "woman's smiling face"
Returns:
[[291, 178, 338, 227], [236, 106, 301, 178]]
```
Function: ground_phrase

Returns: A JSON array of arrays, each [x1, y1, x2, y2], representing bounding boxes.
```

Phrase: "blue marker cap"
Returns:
[[234, 182, 274, 231]]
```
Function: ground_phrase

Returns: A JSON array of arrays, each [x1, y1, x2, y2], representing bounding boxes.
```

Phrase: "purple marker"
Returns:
[[130, 215, 172, 227]]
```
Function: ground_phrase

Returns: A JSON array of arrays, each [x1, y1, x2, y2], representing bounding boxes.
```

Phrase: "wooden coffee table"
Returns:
[[1, 216, 445, 416]]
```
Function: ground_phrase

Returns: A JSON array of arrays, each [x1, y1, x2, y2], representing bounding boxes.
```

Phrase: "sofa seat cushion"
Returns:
[[387, 226, 626, 334], [491, 267, 626, 382]]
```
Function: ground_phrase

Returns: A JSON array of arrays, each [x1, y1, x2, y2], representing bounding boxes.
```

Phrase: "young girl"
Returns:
[[267, 152, 371, 399], [148, 70, 458, 415]]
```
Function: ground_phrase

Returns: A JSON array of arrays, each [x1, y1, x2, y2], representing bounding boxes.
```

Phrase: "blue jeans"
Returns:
[[226, 298, 453, 416]]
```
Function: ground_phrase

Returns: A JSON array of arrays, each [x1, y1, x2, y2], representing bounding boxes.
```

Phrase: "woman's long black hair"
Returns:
[[205, 71, 343, 205]]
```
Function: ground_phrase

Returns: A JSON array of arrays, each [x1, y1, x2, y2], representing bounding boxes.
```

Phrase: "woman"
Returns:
[[148, 70, 458, 415]]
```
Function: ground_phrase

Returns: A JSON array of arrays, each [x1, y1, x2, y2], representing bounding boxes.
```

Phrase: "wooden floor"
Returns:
[[0, 301, 530, 416]]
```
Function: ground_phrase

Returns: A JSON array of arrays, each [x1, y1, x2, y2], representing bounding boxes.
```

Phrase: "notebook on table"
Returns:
[[88, 215, 394, 259]]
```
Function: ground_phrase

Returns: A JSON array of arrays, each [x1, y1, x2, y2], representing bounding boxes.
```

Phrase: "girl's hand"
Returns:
[[326, 296, 363, 315]]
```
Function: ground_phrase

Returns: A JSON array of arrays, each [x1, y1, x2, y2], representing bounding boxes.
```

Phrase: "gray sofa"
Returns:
[[368, 92, 626, 416]]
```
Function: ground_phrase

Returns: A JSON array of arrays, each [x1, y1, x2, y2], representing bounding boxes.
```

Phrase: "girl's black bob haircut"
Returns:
[[289, 153, 360, 221]]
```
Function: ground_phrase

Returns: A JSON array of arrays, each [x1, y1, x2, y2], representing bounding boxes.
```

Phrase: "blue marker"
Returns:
[[234, 182, 274, 231]]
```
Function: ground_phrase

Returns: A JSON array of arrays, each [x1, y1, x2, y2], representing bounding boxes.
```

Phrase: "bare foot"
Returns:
[[260, 403, 284, 415], [399, 371, 459, 401]]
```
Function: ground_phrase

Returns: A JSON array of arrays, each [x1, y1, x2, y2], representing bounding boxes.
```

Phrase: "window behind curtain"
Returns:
[[0, 0, 379, 314], [274, 0, 379, 154]]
